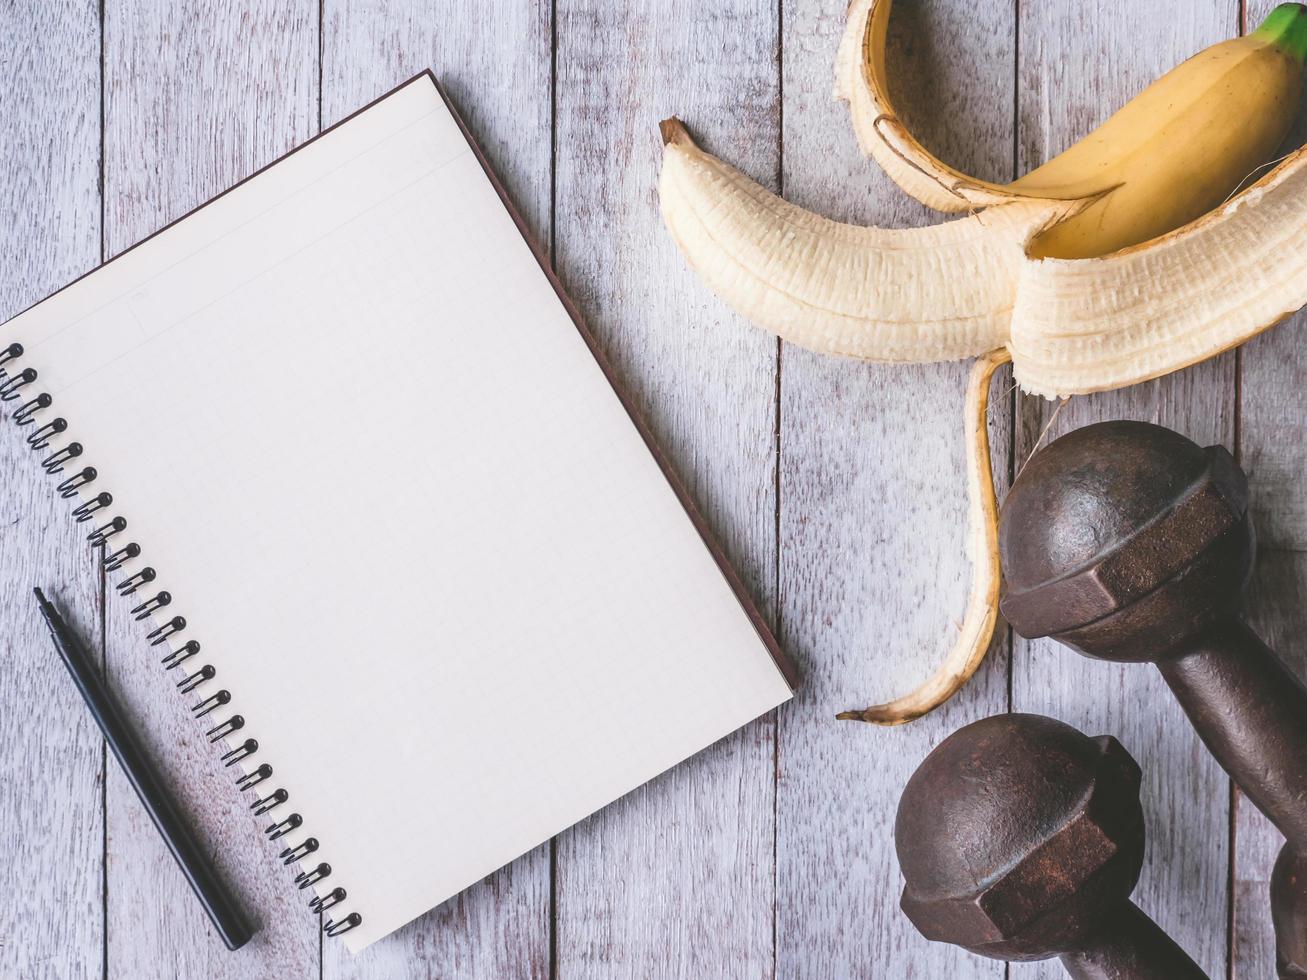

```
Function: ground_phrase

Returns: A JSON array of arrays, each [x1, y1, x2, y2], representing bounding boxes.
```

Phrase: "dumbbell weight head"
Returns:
[[896, 713, 1145, 960], [998, 420, 1252, 662]]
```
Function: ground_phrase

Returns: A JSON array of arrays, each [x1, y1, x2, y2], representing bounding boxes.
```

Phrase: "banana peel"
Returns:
[[1013, 153, 1307, 396], [833, 0, 1074, 212], [658, 3, 1307, 724], [836, 349, 1010, 726]]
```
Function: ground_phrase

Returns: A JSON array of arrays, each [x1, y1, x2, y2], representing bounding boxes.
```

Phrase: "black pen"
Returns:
[[34, 587, 254, 951]]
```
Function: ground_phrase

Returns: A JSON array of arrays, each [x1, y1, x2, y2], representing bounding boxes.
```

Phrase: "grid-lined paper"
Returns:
[[3, 76, 793, 953]]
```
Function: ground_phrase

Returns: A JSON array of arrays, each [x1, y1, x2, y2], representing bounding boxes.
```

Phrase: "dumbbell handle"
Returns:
[[1274, 847, 1307, 979], [1157, 618, 1307, 849], [1059, 901, 1208, 980]]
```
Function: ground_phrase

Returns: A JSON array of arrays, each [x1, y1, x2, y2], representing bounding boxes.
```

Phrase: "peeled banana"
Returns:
[[659, 3, 1307, 724], [659, 119, 1089, 363]]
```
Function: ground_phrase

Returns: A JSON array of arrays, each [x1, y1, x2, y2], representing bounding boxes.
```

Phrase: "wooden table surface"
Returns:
[[1, 1, 1302, 977]]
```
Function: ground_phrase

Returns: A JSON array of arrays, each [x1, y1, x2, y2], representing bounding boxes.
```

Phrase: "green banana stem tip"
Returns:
[[1256, 3, 1307, 63]]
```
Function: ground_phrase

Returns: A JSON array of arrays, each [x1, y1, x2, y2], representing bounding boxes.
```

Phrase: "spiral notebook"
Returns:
[[1, 73, 795, 952]]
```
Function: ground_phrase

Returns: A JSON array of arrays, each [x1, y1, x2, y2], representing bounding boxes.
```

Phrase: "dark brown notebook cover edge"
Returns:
[[427, 74, 800, 692]]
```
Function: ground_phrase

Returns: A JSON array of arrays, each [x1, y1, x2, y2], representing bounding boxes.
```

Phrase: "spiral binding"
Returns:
[[0, 345, 360, 939]]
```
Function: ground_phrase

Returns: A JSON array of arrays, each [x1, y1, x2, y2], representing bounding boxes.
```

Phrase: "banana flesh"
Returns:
[[659, 119, 1086, 363]]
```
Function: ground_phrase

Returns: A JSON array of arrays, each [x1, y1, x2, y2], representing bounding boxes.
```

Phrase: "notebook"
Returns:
[[2, 73, 795, 952]]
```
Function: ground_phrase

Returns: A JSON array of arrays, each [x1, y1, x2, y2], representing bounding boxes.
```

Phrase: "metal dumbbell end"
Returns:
[[896, 713, 1207, 979], [999, 420, 1307, 978]]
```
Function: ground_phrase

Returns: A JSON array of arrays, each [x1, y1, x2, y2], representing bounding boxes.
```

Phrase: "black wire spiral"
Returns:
[[1, 342, 360, 939]]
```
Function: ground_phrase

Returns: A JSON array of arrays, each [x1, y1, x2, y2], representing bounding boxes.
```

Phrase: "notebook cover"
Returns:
[[5, 71, 798, 693]]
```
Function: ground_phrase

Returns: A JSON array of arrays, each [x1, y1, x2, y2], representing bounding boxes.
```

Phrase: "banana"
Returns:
[[658, 112, 1307, 388], [838, 0, 1307, 259], [659, 119, 1088, 363], [659, 3, 1307, 724]]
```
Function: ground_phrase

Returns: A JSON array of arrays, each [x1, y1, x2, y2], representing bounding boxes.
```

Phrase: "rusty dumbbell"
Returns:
[[999, 420, 1307, 978], [896, 713, 1207, 978]]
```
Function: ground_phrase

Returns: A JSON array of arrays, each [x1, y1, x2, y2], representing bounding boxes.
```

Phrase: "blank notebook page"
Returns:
[[5, 75, 794, 951]]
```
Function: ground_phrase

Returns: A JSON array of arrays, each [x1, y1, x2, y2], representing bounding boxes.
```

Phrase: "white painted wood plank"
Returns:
[[1011, 4, 1238, 978], [321, 0, 553, 245], [320, 2, 553, 975], [0, 5, 103, 979], [552, 2, 781, 977], [1233, 3, 1307, 973], [101, 2, 320, 975], [778, 2, 1013, 977], [8, 4, 1288, 978]]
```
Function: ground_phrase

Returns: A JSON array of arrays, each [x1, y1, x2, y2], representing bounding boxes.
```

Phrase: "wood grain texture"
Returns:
[[320, 2, 553, 976], [101, 1, 320, 976], [777, 2, 1013, 977], [1236, 1, 1307, 974], [8, 2, 1307, 977], [552, 2, 781, 977], [1011, 4, 1239, 978], [0, 4, 102, 979]]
